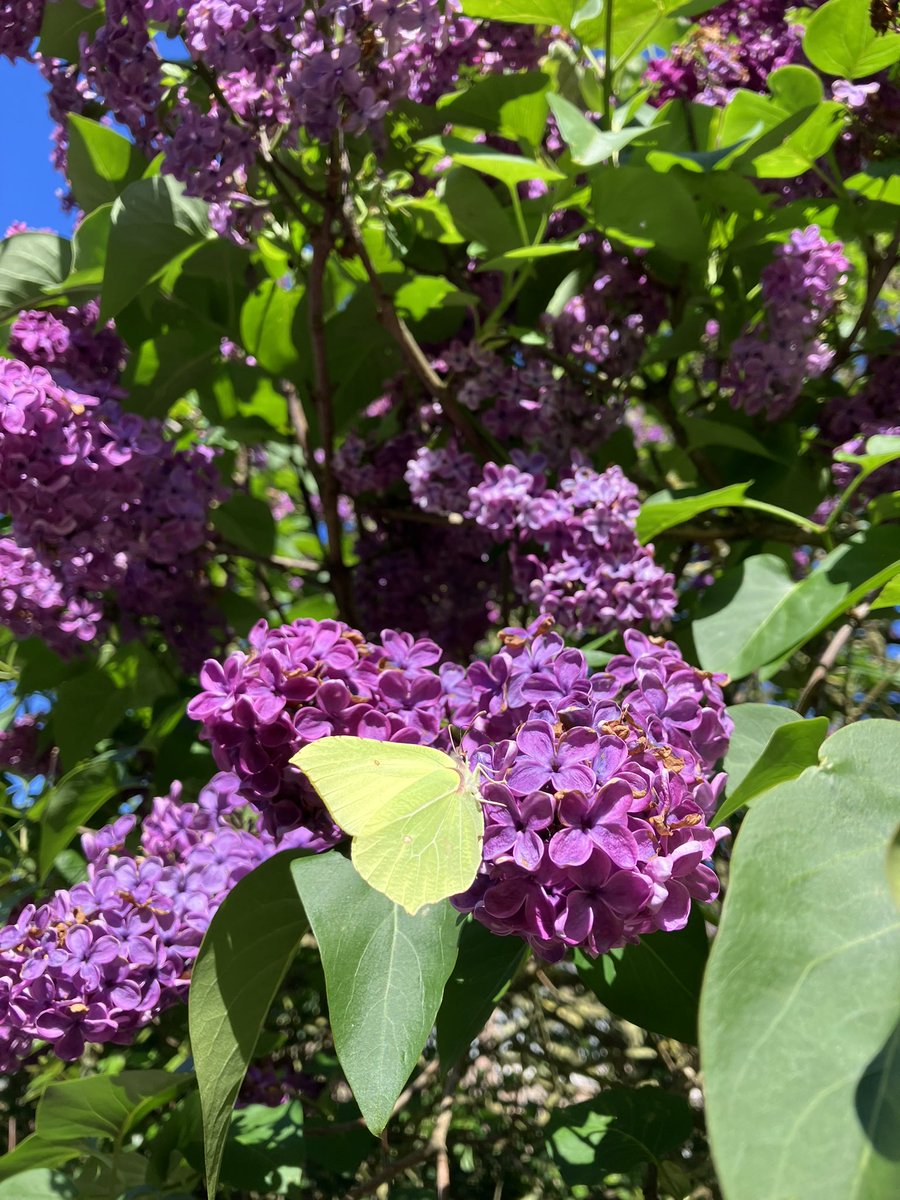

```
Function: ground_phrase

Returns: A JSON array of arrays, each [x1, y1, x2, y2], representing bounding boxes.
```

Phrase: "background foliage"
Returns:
[[0, 0, 898, 1197]]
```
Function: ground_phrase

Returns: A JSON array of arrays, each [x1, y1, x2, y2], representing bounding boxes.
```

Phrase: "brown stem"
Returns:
[[796, 602, 871, 713], [304, 152, 358, 625], [336, 199, 497, 459], [345, 1149, 432, 1200]]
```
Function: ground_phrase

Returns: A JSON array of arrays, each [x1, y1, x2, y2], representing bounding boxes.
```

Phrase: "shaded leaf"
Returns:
[[66, 116, 147, 214], [292, 852, 459, 1134], [576, 907, 708, 1044], [547, 1088, 693, 1183], [436, 920, 528, 1071], [189, 850, 309, 1200], [38, 754, 121, 880], [0, 233, 72, 319]]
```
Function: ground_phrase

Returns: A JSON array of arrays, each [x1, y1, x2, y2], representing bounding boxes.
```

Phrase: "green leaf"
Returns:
[[459, 0, 573, 25], [36, 1071, 193, 1143], [101, 176, 210, 320], [124, 329, 217, 416], [52, 643, 174, 767], [66, 115, 147, 214], [38, 754, 121, 880], [722, 68, 843, 177], [436, 920, 528, 1071], [442, 168, 520, 255], [0, 1170, 75, 1200], [0, 1138, 78, 1185], [239, 279, 303, 375], [694, 528, 900, 678], [189, 850, 309, 1200], [576, 908, 708, 1044], [67, 204, 112, 283], [712, 716, 829, 827], [548, 94, 648, 166], [701, 720, 900, 1200], [722, 703, 803, 795], [804, 0, 900, 78], [888, 825, 900, 911], [834, 434, 900, 478], [872, 574, 900, 611], [636, 483, 752, 543], [292, 852, 460, 1134], [38, 0, 104, 61], [846, 167, 900, 206], [591, 165, 706, 260], [220, 1102, 305, 1194], [422, 135, 565, 184], [393, 275, 473, 321], [547, 1088, 694, 1184], [211, 493, 277, 558], [437, 71, 551, 146], [0, 233, 72, 319]]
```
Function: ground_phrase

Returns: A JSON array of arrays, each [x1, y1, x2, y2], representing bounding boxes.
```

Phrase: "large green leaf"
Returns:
[[548, 95, 648, 167], [723, 68, 843, 177], [189, 850, 309, 1199], [52, 642, 174, 767], [437, 71, 551, 146], [0, 233, 72, 319], [421, 135, 565, 184], [36, 1072, 193, 1143], [101, 176, 210, 320], [576, 907, 708, 1044], [547, 1088, 694, 1184], [722, 703, 802, 795], [66, 116, 147, 214], [38, 754, 121, 879], [636, 483, 752, 543], [0, 1138, 78, 1185], [0, 1170, 75, 1200], [459, 0, 573, 25], [436, 920, 528, 1071], [693, 527, 900, 678], [591, 165, 706, 260], [211, 493, 277, 558], [442, 167, 520, 255], [712, 716, 829, 828], [701, 720, 900, 1200], [292, 852, 460, 1134], [239, 278, 304, 375], [804, 0, 900, 78], [219, 1102, 305, 1194]]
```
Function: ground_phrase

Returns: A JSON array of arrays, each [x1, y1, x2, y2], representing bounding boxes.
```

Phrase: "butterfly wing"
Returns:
[[353, 771, 484, 915], [292, 736, 458, 836]]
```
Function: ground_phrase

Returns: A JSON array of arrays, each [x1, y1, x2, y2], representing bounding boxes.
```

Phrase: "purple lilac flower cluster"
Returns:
[[467, 460, 677, 636], [0, 358, 224, 659], [549, 247, 668, 383], [9, 302, 126, 393], [189, 615, 729, 962], [447, 340, 622, 464], [187, 618, 456, 842], [353, 517, 498, 655], [644, 0, 818, 104], [724, 227, 850, 420], [447, 621, 731, 960], [0, 0, 42, 62], [0, 775, 277, 1069]]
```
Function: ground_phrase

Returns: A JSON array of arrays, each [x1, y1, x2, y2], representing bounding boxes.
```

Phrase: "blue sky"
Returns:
[[0, 58, 75, 235]]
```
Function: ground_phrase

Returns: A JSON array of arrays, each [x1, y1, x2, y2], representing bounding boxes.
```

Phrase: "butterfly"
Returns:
[[292, 737, 485, 915]]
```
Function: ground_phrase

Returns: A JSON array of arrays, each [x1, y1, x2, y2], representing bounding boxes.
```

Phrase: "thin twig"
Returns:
[[345, 1149, 432, 1200], [796, 602, 871, 713]]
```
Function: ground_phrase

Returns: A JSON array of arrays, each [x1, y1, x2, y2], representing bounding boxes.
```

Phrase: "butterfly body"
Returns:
[[293, 737, 485, 914]]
